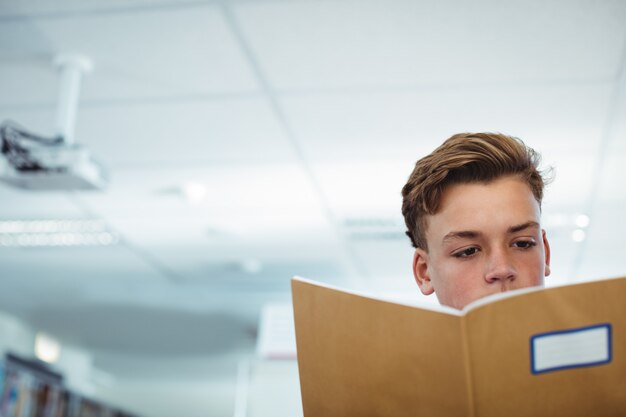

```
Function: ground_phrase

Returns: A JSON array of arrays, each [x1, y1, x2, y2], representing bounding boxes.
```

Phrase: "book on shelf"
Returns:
[[0, 353, 136, 417], [292, 275, 626, 417]]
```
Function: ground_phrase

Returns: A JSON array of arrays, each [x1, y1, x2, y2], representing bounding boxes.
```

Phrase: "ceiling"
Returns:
[[1, 0, 625, 383]]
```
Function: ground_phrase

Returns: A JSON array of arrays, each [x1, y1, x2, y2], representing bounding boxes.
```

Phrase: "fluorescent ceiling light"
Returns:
[[0, 219, 119, 247]]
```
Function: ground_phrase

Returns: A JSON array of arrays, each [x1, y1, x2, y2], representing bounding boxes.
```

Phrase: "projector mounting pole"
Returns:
[[53, 54, 93, 145]]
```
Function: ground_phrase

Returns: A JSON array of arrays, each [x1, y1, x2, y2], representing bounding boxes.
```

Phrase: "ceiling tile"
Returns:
[[79, 98, 293, 165], [541, 153, 596, 207], [596, 154, 626, 204], [312, 160, 409, 214], [4, 96, 294, 166], [0, 0, 197, 17], [65, 162, 354, 288], [71, 164, 342, 272], [0, 245, 169, 314], [282, 83, 613, 161], [585, 206, 626, 241], [542, 233, 582, 286], [0, 186, 83, 218], [576, 207, 626, 281], [0, 4, 259, 105], [0, 64, 58, 107], [235, 0, 626, 89], [75, 163, 324, 217]]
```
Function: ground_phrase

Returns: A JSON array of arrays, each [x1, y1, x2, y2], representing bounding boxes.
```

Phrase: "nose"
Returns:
[[484, 248, 516, 284]]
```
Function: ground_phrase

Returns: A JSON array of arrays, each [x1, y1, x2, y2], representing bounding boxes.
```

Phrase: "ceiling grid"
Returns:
[[219, 0, 368, 286]]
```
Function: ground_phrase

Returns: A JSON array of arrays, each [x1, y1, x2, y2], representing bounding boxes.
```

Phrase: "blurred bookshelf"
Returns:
[[0, 353, 138, 417]]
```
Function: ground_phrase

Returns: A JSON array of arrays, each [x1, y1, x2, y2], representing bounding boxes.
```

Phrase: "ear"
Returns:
[[542, 229, 551, 277], [413, 248, 435, 295]]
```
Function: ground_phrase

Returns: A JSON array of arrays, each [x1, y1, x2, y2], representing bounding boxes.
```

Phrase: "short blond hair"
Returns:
[[401, 132, 547, 250]]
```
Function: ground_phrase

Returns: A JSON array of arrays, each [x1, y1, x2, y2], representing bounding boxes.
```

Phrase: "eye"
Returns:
[[512, 240, 537, 249], [453, 247, 480, 258]]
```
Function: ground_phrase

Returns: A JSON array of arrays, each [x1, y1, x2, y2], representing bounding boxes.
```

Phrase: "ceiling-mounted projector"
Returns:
[[0, 54, 108, 191], [0, 123, 107, 190]]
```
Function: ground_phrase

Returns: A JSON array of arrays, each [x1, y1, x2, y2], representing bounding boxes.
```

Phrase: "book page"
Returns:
[[293, 276, 462, 316], [461, 284, 545, 314], [292, 277, 472, 417], [463, 276, 626, 417], [462, 275, 626, 315]]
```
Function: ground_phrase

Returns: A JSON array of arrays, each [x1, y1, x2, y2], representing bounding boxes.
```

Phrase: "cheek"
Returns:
[[518, 251, 547, 277], [523, 259, 547, 284], [442, 274, 485, 310], [435, 259, 483, 293], [441, 257, 480, 278]]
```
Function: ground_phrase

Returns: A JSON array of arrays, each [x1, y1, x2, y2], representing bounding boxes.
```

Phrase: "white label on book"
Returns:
[[531, 323, 611, 374]]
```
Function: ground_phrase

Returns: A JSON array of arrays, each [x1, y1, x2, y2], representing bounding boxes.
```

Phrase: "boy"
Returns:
[[401, 132, 551, 309]]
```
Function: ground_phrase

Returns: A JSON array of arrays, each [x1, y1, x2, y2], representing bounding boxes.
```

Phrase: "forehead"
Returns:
[[426, 176, 541, 240]]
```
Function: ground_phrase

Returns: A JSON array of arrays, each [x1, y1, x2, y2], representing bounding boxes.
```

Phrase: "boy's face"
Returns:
[[412, 175, 551, 310]]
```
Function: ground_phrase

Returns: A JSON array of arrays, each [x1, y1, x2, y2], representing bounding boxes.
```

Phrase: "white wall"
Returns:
[[94, 377, 237, 417], [0, 311, 35, 356], [244, 360, 303, 417], [91, 359, 304, 417]]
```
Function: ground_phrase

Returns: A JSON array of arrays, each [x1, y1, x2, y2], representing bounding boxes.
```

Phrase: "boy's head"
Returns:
[[401, 133, 551, 309]]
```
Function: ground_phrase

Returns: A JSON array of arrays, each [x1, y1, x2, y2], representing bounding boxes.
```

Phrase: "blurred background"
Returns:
[[0, 0, 625, 416]]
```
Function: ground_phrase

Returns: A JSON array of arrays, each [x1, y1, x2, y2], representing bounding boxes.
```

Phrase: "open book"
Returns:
[[291, 276, 626, 417]]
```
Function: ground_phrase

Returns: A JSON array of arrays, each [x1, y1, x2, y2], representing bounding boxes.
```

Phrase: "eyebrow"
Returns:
[[508, 221, 540, 234], [442, 221, 540, 244]]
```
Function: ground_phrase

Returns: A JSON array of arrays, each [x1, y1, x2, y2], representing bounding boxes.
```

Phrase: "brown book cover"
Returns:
[[292, 276, 626, 417]]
